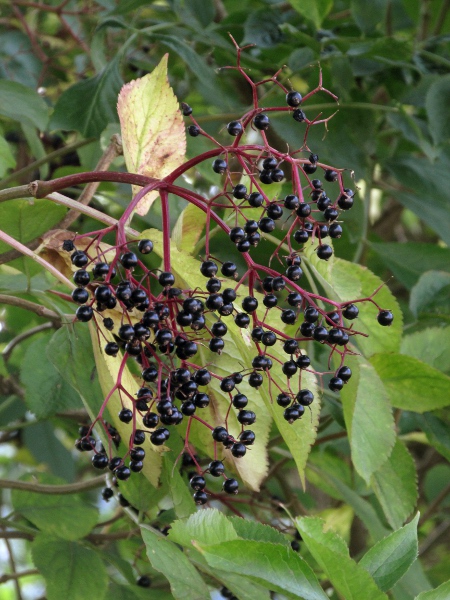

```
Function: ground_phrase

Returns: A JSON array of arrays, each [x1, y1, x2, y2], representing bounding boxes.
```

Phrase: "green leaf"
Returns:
[[401, 327, 450, 374], [309, 464, 390, 541], [243, 8, 283, 48], [21, 123, 49, 179], [351, 0, 388, 33], [23, 421, 76, 481], [371, 243, 450, 290], [360, 514, 419, 591], [12, 475, 98, 540], [197, 539, 329, 600], [371, 440, 418, 530], [340, 355, 396, 482], [161, 449, 196, 519], [0, 80, 49, 130], [21, 333, 83, 418], [0, 199, 67, 255], [370, 353, 450, 412], [414, 413, 450, 462], [0, 134, 16, 177], [290, 0, 333, 28], [169, 508, 239, 548], [31, 535, 108, 600], [172, 202, 207, 254], [303, 244, 403, 357], [415, 580, 450, 600], [426, 74, 450, 146], [117, 54, 185, 215], [385, 159, 450, 247], [50, 58, 123, 137], [409, 271, 450, 318], [228, 516, 289, 545], [296, 517, 389, 600], [141, 527, 210, 600]]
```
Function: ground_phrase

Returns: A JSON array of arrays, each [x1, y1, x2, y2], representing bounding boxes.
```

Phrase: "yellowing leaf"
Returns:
[[117, 54, 186, 215], [89, 314, 164, 488]]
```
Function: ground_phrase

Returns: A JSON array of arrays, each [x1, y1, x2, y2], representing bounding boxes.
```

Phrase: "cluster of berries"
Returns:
[[62, 46, 393, 506]]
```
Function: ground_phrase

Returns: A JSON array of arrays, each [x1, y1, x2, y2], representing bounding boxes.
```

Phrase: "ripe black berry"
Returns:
[[277, 393, 291, 407], [120, 252, 138, 269], [181, 102, 192, 116], [282, 361, 298, 377], [138, 239, 153, 254], [337, 365, 352, 381], [263, 156, 277, 170], [329, 223, 343, 238], [143, 412, 159, 428], [194, 368, 212, 386], [242, 296, 258, 312], [193, 491, 208, 505], [222, 261, 238, 277], [286, 265, 303, 281], [317, 245, 333, 260], [209, 460, 225, 476], [313, 326, 329, 342], [284, 404, 303, 423], [237, 237, 250, 253], [233, 393, 248, 409], [328, 328, 344, 344], [338, 194, 354, 210], [116, 465, 131, 481], [266, 203, 283, 220], [235, 313, 250, 328], [294, 229, 309, 244], [212, 158, 227, 174], [259, 170, 273, 184], [251, 326, 264, 341], [72, 288, 89, 304], [343, 304, 359, 319], [237, 410, 256, 425], [253, 113, 270, 130], [284, 194, 300, 210], [188, 125, 200, 137], [158, 272, 175, 287], [73, 269, 90, 286], [223, 479, 239, 494], [201, 260, 218, 278], [297, 389, 314, 406], [325, 169, 338, 182], [329, 377, 344, 392], [209, 337, 224, 352], [286, 90, 302, 106], [233, 184, 247, 199], [190, 475, 206, 490], [248, 372, 263, 388], [227, 121, 242, 136], [261, 331, 277, 346], [137, 575, 151, 588], [248, 192, 264, 208], [296, 203, 311, 218], [297, 354, 311, 369], [377, 310, 394, 326], [92, 454, 108, 469], [212, 426, 229, 442], [104, 342, 119, 357], [287, 292, 303, 307], [71, 250, 88, 267], [283, 339, 299, 354], [271, 168, 284, 182], [303, 162, 317, 174], [75, 306, 93, 322], [281, 309, 297, 324], [259, 217, 276, 233], [263, 294, 278, 308], [102, 487, 114, 501], [150, 428, 169, 446], [231, 442, 246, 457]]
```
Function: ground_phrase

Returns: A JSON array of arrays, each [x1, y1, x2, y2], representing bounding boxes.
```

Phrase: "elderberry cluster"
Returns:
[[62, 43, 393, 506]]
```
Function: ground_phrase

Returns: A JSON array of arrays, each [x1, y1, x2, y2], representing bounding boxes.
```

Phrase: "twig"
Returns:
[[0, 295, 62, 326], [2, 322, 55, 362], [0, 475, 106, 495], [434, 0, 450, 35], [315, 430, 347, 445], [419, 482, 450, 526], [1, 525, 23, 600], [0, 138, 96, 190], [0, 135, 123, 265], [0, 569, 39, 584], [419, 520, 450, 556]]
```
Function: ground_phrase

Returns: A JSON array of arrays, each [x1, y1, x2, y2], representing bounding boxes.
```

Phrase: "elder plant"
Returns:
[[10, 39, 395, 506]]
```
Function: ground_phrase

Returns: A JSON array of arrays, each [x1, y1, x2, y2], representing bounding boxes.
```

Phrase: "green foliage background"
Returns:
[[0, 1, 449, 599]]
